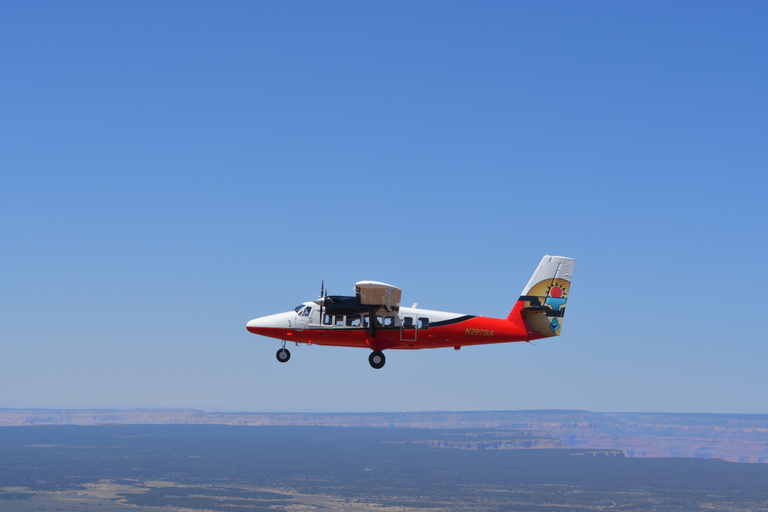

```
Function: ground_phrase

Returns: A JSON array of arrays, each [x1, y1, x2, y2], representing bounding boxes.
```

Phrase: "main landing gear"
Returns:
[[368, 351, 385, 369], [276, 341, 290, 363], [275, 343, 384, 369]]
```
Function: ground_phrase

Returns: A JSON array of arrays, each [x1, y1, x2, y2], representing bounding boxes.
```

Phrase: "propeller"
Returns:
[[319, 279, 326, 323]]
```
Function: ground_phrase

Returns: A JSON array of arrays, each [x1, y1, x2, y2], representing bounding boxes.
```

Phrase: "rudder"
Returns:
[[512, 255, 575, 337]]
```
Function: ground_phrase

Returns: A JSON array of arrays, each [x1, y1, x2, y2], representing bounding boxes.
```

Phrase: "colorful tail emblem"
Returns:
[[518, 255, 575, 337]]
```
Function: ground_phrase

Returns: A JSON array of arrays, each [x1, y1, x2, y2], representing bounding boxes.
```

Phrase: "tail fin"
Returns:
[[509, 255, 575, 337]]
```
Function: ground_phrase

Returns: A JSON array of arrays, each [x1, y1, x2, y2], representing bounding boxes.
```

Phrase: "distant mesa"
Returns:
[[385, 430, 568, 450], [1, 409, 767, 463], [571, 450, 625, 457]]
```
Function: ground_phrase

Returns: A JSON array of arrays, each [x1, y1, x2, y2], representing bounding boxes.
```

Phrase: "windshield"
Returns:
[[294, 305, 313, 316]]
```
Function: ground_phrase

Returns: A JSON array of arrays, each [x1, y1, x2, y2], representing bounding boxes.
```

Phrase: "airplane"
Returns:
[[246, 255, 575, 369]]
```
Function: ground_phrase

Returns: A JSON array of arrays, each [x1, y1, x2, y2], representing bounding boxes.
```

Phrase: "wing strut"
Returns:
[[368, 311, 376, 338]]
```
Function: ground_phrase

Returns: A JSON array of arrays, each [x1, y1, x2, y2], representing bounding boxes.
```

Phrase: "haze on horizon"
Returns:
[[1, 1, 766, 414]]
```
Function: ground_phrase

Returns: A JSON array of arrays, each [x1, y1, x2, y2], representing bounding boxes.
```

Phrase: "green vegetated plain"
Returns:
[[0, 425, 767, 511]]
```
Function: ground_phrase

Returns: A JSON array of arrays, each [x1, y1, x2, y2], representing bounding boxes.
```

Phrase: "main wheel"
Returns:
[[276, 348, 291, 363], [368, 351, 385, 369]]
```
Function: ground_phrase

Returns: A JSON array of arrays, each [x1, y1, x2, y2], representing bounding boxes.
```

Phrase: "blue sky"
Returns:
[[1, 1, 766, 413]]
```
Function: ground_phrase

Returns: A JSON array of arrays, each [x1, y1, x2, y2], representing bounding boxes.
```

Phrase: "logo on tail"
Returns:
[[518, 255, 575, 337]]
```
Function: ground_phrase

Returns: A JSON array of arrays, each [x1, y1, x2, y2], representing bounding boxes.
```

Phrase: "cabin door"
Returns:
[[295, 306, 312, 331], [400, 315, 417, 342]]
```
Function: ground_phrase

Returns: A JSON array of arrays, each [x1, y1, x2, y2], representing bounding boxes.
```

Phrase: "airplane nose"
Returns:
[[246, 312, 292, 333], [246, 317, 263, 333]]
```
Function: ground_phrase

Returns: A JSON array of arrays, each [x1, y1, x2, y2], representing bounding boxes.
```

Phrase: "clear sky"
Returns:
[[1, 1, 766, 414]]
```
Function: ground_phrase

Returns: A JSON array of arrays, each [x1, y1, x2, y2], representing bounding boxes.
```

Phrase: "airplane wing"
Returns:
[[354, 281, 402, 312]]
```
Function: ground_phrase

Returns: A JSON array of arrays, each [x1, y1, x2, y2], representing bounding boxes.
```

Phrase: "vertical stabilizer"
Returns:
[[514, 255, 575, 337]]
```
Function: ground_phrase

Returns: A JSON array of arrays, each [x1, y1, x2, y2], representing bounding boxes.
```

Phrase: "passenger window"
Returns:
[[335, 316, 344, 326], [375, 316, 383, 327], [323, 314, 332, 325], [403, 317, 414, 329], [346, 315, 361, 327], [418, 318, 429, 330], [384, 316, 395, 327], [363, 316, 370, 328]]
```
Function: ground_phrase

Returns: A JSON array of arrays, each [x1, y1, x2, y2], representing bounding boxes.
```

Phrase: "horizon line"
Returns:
[[1, 407, 767, 417]]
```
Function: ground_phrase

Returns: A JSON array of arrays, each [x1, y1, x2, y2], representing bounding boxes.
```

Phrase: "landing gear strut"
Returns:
[[276, 341, 291, 363], [368, 351, 385, 369]]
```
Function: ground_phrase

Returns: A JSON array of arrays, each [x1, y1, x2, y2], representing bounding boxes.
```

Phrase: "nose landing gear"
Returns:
[[368, 351, 385, 369], [276, 340, 291, 363], [276, 348, 291, 362]]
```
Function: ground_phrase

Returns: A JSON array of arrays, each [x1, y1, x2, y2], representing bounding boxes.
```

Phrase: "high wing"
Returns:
[[354, 281, 401, 313]]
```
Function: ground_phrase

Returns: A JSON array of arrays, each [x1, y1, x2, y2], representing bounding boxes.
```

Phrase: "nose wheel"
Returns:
[[276, 347, 291, 363], [368, 351, 385, 369]]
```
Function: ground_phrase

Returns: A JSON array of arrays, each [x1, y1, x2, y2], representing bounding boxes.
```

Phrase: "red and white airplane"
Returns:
[[246, 255, 575, 369]]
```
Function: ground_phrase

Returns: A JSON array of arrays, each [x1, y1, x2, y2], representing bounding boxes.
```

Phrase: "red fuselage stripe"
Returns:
[[246, 313, 543, 350]]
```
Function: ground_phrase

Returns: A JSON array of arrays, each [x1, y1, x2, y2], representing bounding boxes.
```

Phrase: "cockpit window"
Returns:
[[294, 305, 312, 316]]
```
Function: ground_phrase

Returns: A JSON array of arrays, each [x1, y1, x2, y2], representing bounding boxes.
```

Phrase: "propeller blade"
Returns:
[[319, 279, 325, 323]]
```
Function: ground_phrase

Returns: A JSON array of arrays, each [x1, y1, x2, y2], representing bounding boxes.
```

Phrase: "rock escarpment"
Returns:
[[1, 409, 766, 462]]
